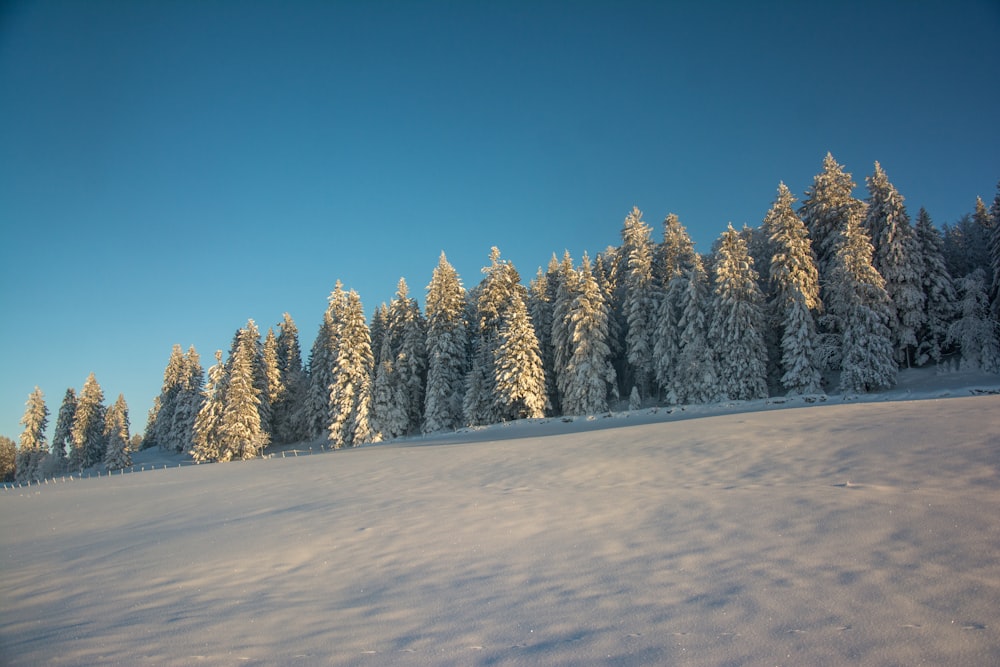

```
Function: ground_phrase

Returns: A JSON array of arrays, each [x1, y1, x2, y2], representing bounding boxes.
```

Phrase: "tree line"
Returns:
[[6, 154, 999, 476]]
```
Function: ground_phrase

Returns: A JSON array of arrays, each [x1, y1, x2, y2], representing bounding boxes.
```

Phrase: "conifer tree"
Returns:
[[799, 153, 867, 285], [619, 207, 657, 398], [305, 284, 346, 439], [216, 320, 270, 461], [16, 387, 48, 483], [103, 394, 131, 471], [145, 345, 187, 451], [71, 373, 106, 469], [764, 183, 823, 394], [370, 304, 389, 370], [550, 251, 578, 408], [372, 330, 406, 440], [673, 255, 720, 404], [0, 436, 15, 483], [972, 196, 995, 287], [424, 253, 469, 433], [51, 388, 77, 466], [825, 215, 897, 392], [167, 347, 204, 453], [947, 269, 1000, 372], [527, 257, 559, 415], [191, 350, 227, 462], [559, 254, 617, 415], [864, 163, 925, 366], [272, 313, 307, 444], [328, 289, 376, 447], [391, 278, 428, 434], [653, 214, 697, 400], [914, 208, 957, 365], [262, 328, 282, 433], [467, 248, 546, 423], [710, 225, 769, 400], [988, 182, 1000, 315]]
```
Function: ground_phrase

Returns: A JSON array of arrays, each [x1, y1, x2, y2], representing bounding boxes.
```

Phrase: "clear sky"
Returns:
[[1, 0, 998, 443]]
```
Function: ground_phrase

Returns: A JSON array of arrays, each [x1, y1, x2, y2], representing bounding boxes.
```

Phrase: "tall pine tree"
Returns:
[[103, 394, 131, 471], [16, 387, 48, 484], [914, 208, 957, 365], [424, 253, 469, 433], [710, 225, 768, 401], [764, 183, 823, 394], [799, 153, 867, 287], [619, 207, 657, 399], [328, 289, 376, 448], [864, 163, 925, 366], [71, 373, 106, 470], [559, 254, 617, 415], [51, 388, 77, 468], [825, 214, 897, 392]]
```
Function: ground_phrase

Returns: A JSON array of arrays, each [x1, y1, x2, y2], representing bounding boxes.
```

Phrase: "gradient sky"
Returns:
[[1, 0, 998, 442]]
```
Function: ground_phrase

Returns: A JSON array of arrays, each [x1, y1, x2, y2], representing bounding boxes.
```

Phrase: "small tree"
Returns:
[[103, 394, 132, 471], [51, 388, 77, 467], [0, 436, 16, 483], [16, 387, 49, 483], [71, 373, 106, 470]]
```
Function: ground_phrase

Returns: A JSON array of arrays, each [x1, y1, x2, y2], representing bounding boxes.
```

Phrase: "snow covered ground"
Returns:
[[2, 369, 999, 665]]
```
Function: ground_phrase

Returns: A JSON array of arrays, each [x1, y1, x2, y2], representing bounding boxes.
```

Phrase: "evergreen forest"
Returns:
[[6, 155, 1000, 478]]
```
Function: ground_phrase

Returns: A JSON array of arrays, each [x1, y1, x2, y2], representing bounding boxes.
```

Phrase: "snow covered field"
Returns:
[[2, 372, 1000, 666]]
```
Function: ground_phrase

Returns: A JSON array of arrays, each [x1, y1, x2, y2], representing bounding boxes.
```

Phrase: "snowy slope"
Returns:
[[2, 379, 999, 665]]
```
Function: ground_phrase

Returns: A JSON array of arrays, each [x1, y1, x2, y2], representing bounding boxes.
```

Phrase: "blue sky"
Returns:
[[1, 0, 998, 442]]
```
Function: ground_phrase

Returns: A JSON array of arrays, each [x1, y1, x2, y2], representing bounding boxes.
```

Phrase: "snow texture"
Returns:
[[3, 370, 999, 666]]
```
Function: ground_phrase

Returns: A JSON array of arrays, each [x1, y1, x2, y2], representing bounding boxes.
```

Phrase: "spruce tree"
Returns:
[[914, 208, 957, 365], [328, 289, 376, 448], [469, 248, 546, 423], [653, 214, 697, 400], [551, 251, 578, 409], [673, 255, 720, 404], [0, 436, 15, 483], [560, 254, 617, 415], [191, 350, 227, 462], [272, 313, 307, 444], [764, 183, 823, 394], [527, 257, 559, 415], [988, 182, 1000, 315], [424, 253, 469, 433], [51, 388, 77, 467], [864, 163, 925, 366], [216, 320, 270, 461], [16, 387, 48, 484], [619, 207, 657, 398], [167, 347, 204, 453], [262, 328, 282, 434], [710, 225, 769, 401], [825, 215, 897, 392], [391, 278, 428, 435], [103, 394, 131, 471], [799, 153, 867, 286], [71, 373, 107, 469], [947, 270, 1000, 372], [372, 330, 406, 440], [145, 345, 187, 451], [305, 284, 345, 439]]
